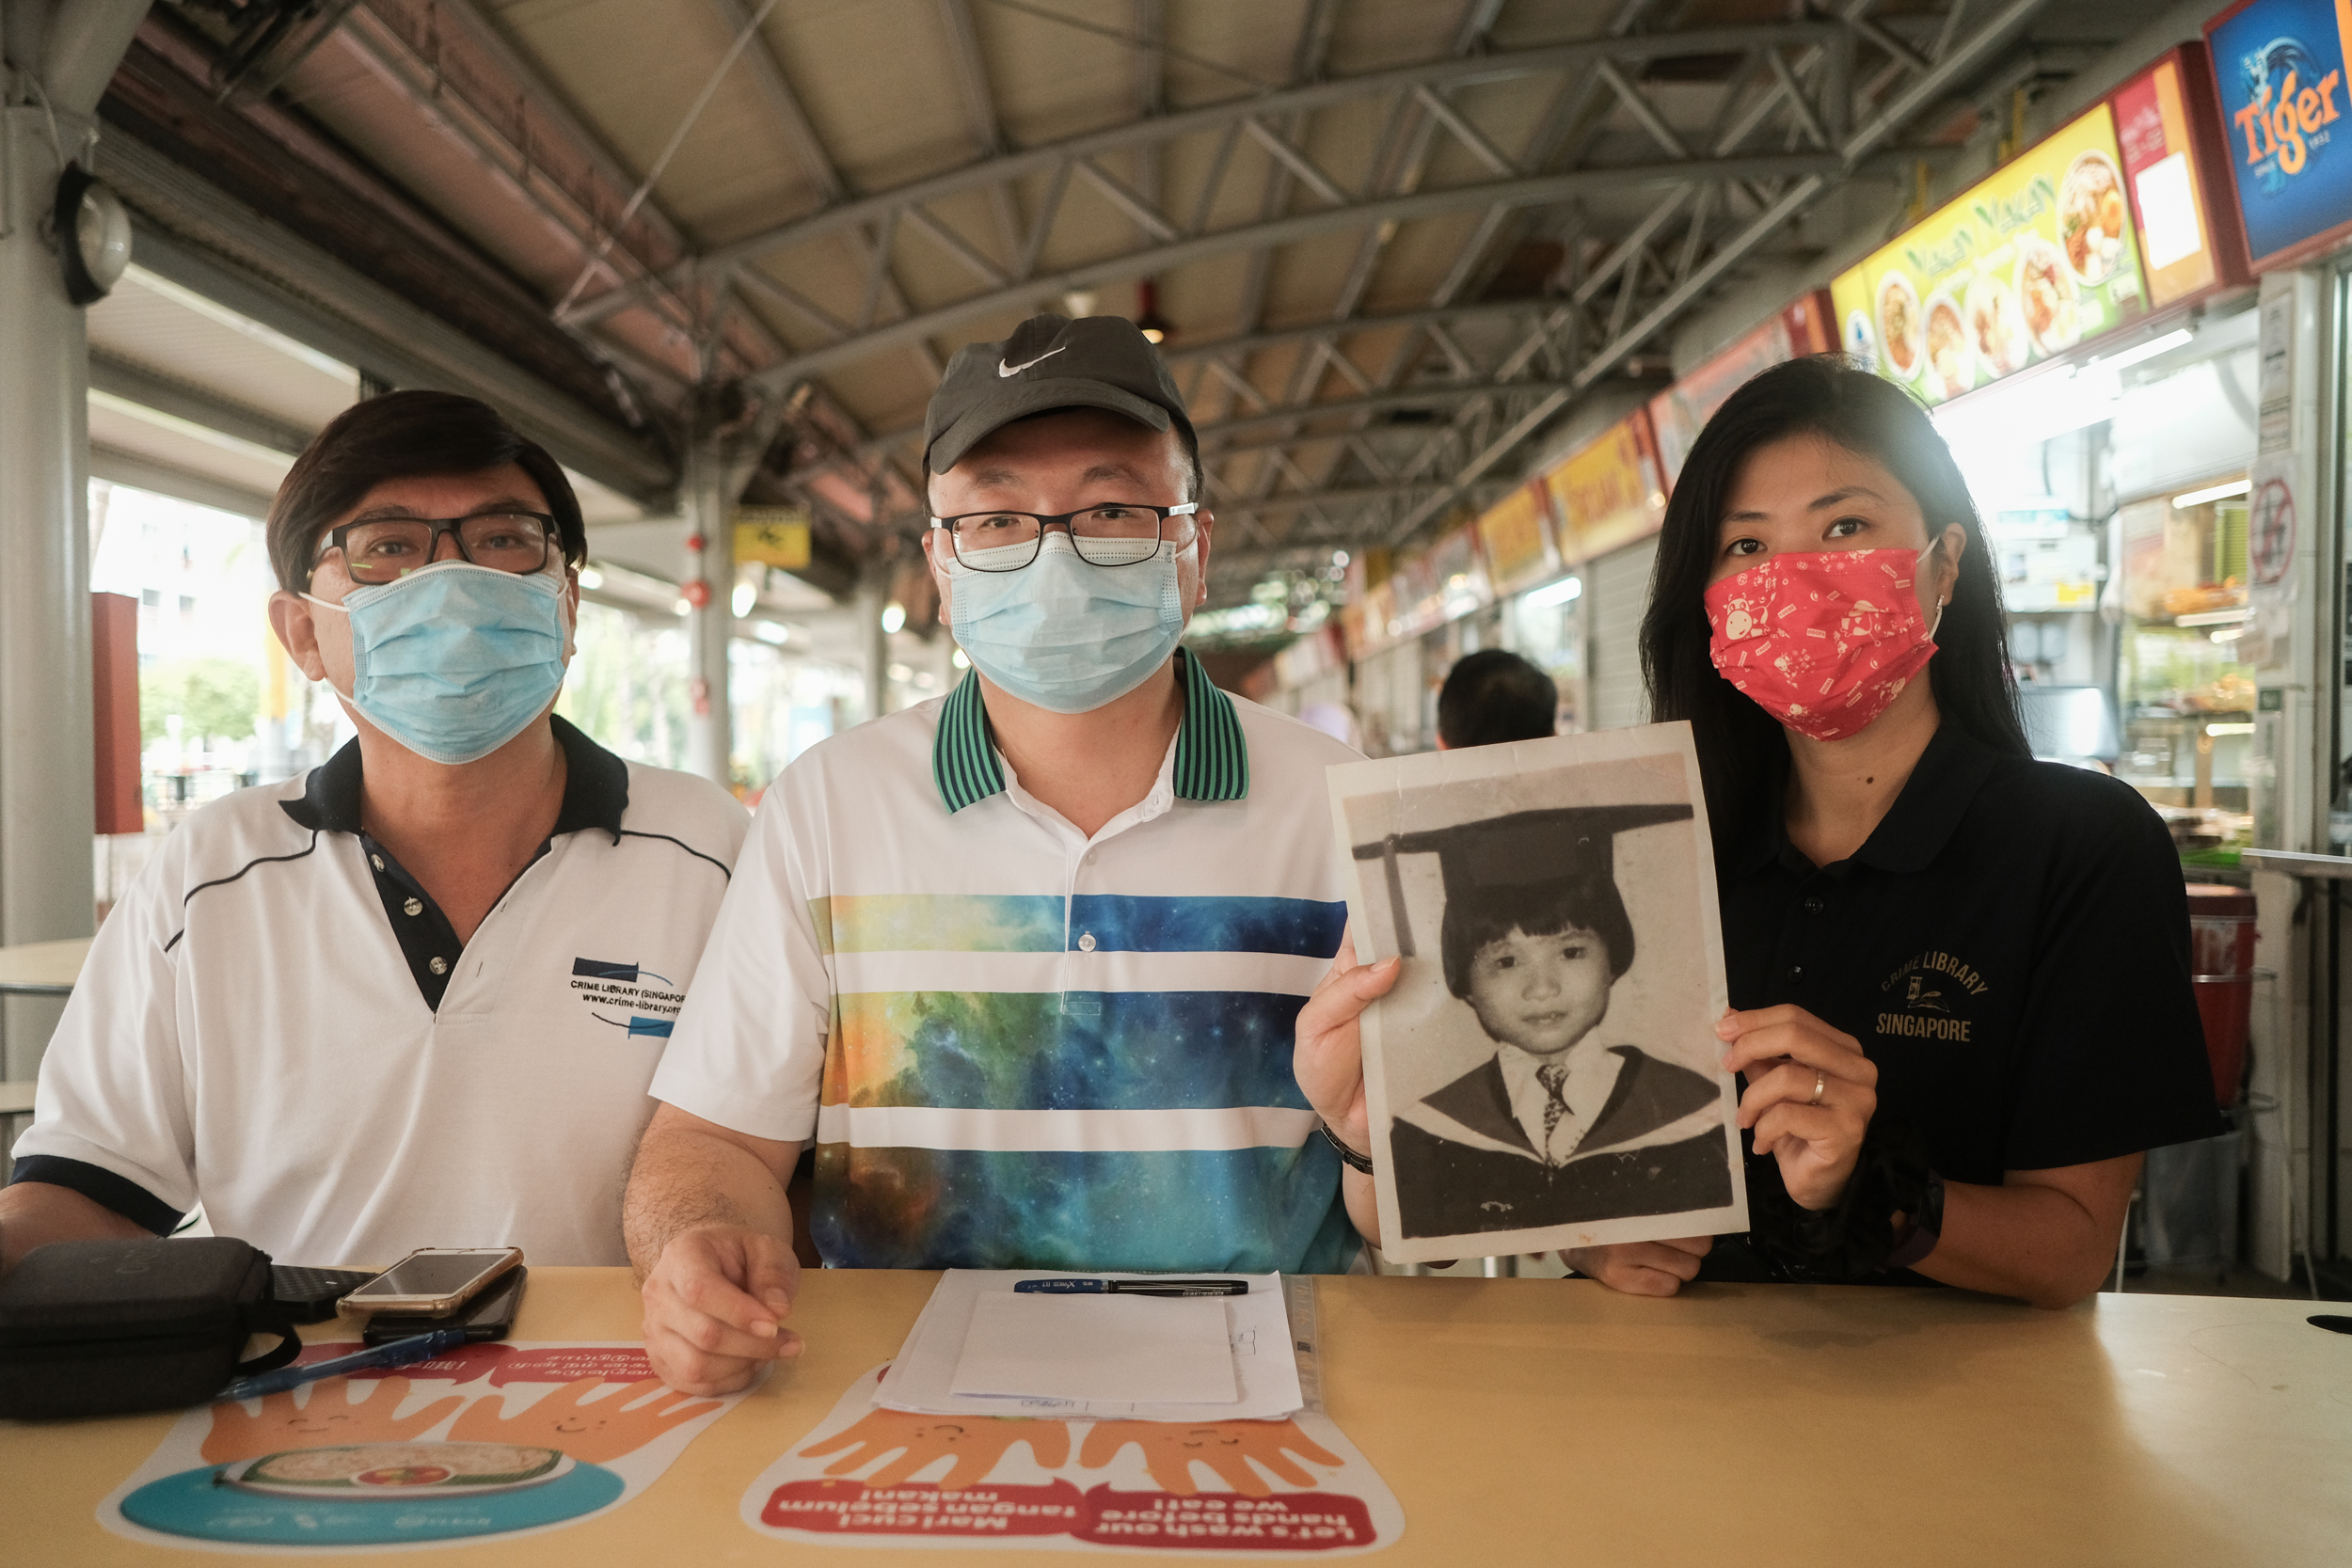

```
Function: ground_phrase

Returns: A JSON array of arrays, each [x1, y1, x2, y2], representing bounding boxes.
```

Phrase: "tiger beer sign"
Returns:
[[2208, 0, 2352, 265]]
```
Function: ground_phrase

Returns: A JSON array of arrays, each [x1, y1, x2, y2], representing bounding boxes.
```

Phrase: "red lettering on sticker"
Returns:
[[1075, 1487, 1374, 1551], [762, 1480, 1085, 1536]]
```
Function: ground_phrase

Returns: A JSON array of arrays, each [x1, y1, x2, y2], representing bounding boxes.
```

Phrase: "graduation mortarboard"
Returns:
[[1353, 803, 1693, 958]]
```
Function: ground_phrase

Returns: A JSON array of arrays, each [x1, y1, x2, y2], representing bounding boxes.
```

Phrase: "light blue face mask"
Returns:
[[306, 561, 570, 765], [948, 533, 1189, 714]]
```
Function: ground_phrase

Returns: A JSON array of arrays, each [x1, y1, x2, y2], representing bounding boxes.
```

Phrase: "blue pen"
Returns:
[[1013, 1278, 1248, 1297], [217, 1328, 469, 1402]]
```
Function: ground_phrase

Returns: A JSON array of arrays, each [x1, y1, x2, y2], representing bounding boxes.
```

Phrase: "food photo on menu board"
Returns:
[[1327, 724, 1749, 1264], [1832, 101, 2150, 405]]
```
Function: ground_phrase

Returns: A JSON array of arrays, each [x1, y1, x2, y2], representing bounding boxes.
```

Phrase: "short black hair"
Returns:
[[1437, 649, 1557, 749], [1439, 874, 1634, 999], [267, 390, 587, 593]]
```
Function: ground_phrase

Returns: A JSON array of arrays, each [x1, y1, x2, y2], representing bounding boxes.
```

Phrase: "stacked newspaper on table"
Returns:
[[875, 1270, 1304, 1421]]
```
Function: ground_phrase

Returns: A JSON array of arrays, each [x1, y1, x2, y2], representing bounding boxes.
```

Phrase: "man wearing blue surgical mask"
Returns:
[[627, 315, 1375, 1395], [2, 391, 749, 1275]]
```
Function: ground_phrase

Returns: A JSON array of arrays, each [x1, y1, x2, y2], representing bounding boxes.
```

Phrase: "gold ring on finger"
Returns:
[[1808, 1069, 1825, 1107]]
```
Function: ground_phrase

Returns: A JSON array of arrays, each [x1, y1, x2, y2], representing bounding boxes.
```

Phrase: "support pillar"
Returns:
[[0, 2, 158, 1084], [0, 100, 93, 1081]]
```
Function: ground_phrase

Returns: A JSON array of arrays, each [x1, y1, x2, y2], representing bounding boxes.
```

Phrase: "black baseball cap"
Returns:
[[924, 313, 1195, 476]]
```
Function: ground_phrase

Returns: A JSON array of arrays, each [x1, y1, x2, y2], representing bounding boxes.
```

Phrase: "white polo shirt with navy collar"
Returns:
[[650, 650, 1364, 1273], [9, 717, 749, 1266]]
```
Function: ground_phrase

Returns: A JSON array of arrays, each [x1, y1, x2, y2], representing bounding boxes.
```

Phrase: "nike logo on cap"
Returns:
[[997, 346, 1066, 378]]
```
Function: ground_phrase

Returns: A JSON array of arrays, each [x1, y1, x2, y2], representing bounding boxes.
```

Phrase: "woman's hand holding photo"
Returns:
[[1717, 1005, 1879, 1210]]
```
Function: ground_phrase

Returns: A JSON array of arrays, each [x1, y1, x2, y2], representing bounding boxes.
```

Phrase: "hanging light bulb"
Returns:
[[1135, 278, 1173, 344]]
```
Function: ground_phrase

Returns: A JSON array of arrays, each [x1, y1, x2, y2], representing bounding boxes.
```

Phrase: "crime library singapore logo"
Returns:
[[570, 958, 685, 1038], [2233, 33, 2345, 190]]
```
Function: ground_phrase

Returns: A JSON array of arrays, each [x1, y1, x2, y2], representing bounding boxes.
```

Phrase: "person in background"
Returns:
[[1, 391, 749, 1274], [625, 314, 1372, 1396], [1295, 356, 2220, 1308], [1436, 649, 1557, 750]]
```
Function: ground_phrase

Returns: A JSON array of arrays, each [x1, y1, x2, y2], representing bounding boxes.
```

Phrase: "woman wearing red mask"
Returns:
[[1295, 356, 2221, 1307]]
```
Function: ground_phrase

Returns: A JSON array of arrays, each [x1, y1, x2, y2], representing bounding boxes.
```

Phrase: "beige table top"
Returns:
[[6, 1268, 2347, 1566], [0, 935, 92, 993]]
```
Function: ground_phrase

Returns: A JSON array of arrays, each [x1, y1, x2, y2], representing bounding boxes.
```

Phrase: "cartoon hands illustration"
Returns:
[[448, 1376, 723, 1465], [800, 1408, 1073, 1491], [1078, 1419, 1342, 1497], [201, 1376, 465, 1464]]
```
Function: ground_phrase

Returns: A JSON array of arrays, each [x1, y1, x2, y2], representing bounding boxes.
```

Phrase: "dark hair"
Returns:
[[1438, 649, 1557, 748], [1638, 356, 2029, 851], [1440, 875, 1634, 998], [266, 390, 587, 593]]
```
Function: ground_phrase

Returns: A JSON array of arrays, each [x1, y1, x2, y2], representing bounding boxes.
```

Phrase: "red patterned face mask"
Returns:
[[1704, 546, 1942, 742]]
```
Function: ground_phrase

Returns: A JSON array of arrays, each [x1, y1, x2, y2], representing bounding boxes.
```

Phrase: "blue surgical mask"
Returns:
[[306, 561, 571, 765], [948, 533, 1189, 714]]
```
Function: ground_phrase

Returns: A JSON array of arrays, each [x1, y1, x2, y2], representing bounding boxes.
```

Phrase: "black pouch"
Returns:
[[0, 1238, 301, 1419]]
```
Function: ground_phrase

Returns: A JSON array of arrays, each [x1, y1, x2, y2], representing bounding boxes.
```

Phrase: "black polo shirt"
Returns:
[[1718, 722, 2224, 1207]]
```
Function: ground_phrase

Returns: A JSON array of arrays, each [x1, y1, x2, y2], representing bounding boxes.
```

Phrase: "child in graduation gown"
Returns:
[[1371, 806, 1735, 1241]]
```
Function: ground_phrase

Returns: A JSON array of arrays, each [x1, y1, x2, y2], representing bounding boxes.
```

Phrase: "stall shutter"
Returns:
[[1586, 536, 1660, 732]]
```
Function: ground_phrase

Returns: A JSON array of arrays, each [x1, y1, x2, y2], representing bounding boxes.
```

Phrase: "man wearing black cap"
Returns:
[[625, 315, 1375, 1395]]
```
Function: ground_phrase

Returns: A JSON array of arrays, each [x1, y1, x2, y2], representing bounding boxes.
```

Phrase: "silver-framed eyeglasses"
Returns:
[[312, 511, 559, 588], [930, 501, 1200, 572]]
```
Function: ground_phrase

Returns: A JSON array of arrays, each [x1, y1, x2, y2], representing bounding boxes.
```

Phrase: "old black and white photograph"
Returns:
[[1329, 724, 1749, 1263]]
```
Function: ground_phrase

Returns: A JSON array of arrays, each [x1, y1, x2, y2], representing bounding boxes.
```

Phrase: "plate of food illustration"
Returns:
[[1922, 289, 1975, 400], [1877, 271, 1924, 381], [223, 1441, 573, 1498], [2016, 235, 2079, 355], [1964, 273, 2029, 377], [2058, 150, 2128, 286]]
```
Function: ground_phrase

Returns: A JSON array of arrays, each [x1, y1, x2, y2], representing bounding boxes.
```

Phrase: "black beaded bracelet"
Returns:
[[1749, 1115, 1935, 1281], [1318, 1119, 1375, 1174]]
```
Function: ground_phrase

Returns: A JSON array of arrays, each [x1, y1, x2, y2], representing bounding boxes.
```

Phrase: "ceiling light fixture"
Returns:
[[53, 163, 131, 307], [1524, 576, 1583, 609], [1136, 278, 1173, 344], [2173, 478, 2252, 509], [2090, 327, 2195, 373]]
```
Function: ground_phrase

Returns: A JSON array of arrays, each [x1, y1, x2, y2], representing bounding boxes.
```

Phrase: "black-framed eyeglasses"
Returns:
[[311, 511, 560, 588], [930, 502, 1200, 572]]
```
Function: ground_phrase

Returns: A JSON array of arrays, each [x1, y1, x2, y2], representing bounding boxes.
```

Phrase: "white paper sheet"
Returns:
[[876, 1270, 1304, 1421], [948, 1292, 1239, 1403]]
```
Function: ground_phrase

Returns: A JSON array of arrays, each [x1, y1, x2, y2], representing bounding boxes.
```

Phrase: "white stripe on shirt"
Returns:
[[812, 1103, 1318, 1151], [828, 948, 1331, 997]]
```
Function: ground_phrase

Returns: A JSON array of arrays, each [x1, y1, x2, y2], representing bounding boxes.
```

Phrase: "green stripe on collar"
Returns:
[[1171, 647, 1249, 802], [929, 649, 1251, 813], [931, 668, 1006, 814]]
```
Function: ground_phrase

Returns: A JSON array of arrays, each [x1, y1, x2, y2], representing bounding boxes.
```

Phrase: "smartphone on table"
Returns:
[[338, 1247, 522, 1318], [361, 1266, 527, 1344]]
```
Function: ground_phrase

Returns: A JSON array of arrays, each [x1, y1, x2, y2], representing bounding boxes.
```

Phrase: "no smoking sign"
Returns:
[[2250, 477, 2295, 587]]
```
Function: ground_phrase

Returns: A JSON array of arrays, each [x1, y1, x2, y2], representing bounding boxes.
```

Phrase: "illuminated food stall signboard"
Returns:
[[1831, 102, 2150, 406], [1540, 410, 1667, 564], [2111, 48, 2240, 308], [1472, 482, 1559, 596]]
